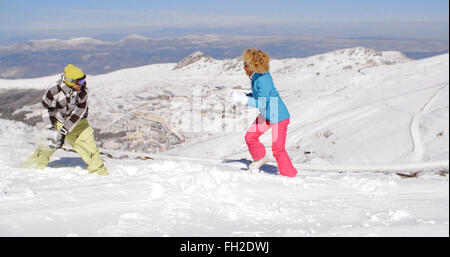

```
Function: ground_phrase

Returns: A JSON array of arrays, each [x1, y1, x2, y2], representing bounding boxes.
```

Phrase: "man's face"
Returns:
[[69, 77, 86, 91], [69, 84, 83, 92]]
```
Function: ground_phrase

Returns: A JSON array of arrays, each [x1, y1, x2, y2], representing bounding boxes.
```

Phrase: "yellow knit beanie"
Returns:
[[64, 64, 85, 86]]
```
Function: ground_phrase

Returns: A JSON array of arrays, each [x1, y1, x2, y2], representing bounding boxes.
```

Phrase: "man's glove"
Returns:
[[228, 91, 249, 105], [47, 127, 67, 149]]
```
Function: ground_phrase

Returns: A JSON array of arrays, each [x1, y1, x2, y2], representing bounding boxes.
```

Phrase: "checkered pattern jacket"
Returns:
[[41, 75, 89, 135]]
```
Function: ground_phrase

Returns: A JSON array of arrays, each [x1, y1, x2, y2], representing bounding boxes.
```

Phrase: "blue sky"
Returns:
[[0, 0, 448, 31]]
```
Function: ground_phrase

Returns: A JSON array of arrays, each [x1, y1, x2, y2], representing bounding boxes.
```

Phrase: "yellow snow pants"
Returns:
[[22, 119, 108, 176]]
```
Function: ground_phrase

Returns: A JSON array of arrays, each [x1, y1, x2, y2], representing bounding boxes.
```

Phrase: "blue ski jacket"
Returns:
[[246, 72, 290, 124]]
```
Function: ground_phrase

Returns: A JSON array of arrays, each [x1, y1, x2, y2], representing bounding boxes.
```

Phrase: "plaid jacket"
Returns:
[[42, 75, 89, 135]]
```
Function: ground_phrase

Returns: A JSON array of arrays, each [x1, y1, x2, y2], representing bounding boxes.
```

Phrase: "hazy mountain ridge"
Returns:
[[0, 34, 447, 79], [174, 47, 410, 75]]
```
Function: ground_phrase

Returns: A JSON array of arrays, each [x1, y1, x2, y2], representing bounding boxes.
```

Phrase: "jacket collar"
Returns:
[[61, 83, 74, 95], [58, 74, 73, 95], [251, 72, 265, 83]]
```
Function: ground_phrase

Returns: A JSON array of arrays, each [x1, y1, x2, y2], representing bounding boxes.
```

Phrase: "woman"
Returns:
[[228, 49, 298, 177]]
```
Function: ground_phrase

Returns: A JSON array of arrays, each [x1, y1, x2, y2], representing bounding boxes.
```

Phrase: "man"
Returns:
[[22, 64, 108, 176]]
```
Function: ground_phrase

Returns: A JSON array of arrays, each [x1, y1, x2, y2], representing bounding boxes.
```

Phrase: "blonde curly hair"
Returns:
[[242, 48, 270, 73]]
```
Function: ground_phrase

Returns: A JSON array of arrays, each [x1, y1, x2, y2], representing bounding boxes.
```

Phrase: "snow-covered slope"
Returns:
[[0, 48, 448, 236], [0, 47, 447, 167], [169, 50, 448, 168], [0, 119, 448, 236]]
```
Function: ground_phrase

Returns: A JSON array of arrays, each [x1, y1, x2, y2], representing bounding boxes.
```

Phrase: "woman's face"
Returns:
[[243, 62, 252, 76]]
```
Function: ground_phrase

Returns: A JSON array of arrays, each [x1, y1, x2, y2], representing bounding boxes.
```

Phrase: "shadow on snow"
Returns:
[[48, 157, 88, 169], [222, 158, 279, 175]]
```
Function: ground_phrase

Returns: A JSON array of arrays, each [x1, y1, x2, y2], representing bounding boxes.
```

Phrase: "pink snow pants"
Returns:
[[245, 114, 298, 177]]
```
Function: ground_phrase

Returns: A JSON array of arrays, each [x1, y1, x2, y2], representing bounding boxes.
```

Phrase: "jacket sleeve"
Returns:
[[246, 92, 256, 107], [41, 85, 59, 126], [60, 89, 88, 135], [246, 79, 270, 115]]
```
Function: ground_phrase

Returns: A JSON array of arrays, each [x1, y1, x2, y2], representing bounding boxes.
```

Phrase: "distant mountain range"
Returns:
[[0, 34, 448, 79]]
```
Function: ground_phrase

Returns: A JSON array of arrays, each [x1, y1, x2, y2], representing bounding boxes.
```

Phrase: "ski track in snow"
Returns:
[[409, 84, 449, 162], [291, 83, 448, 144], [153, 153, 449, 173]]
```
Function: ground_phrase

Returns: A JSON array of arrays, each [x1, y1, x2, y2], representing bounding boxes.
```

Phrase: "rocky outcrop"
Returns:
[[173, 51, 208, 69]]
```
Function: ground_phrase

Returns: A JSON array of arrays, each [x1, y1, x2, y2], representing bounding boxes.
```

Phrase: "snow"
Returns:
[[0, 48, 448, 236]]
